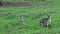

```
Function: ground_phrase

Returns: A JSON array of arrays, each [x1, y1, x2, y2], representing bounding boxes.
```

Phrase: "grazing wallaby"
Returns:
[[40, 15, 51, 28], [20, 16, 24, 26]]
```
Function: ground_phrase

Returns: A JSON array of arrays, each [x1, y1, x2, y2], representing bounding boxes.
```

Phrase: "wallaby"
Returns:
[[20, 16, 24, 26], [40, 15, 51, 28]]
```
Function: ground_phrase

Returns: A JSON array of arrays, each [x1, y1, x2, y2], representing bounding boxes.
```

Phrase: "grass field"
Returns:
[[0, 0, 60, 34]]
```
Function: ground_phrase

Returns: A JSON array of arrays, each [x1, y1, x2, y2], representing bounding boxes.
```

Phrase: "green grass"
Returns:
[[0, 0, 60, 34]]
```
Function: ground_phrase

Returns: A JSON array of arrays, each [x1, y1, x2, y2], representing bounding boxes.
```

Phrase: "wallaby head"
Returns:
[[20, 16, 23, 18], [47, 14, 51, 19]]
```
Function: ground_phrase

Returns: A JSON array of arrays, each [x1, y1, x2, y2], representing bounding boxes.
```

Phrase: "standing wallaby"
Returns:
[[40, 15, 51, 28], [20, 16, 24, 26]]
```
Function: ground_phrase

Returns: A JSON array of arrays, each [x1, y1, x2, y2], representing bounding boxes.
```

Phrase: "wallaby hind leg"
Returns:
[[48, 24, 51, 29]]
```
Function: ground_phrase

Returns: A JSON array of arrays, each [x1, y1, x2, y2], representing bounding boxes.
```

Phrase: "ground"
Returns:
[[0, 1, 52, 7], [0, 0, 60, 34]]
